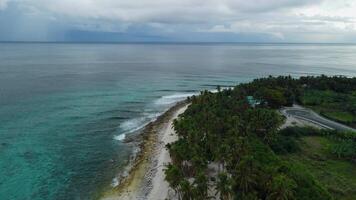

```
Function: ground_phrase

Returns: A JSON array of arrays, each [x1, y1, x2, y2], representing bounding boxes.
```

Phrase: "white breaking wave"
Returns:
[[114, 134, 126, 141], [111, 177, 119, 187], [154, 88, 231, 107], [114, 112, 161, 141], [120, 115, 149, 132], [154, 92, 197, 106]]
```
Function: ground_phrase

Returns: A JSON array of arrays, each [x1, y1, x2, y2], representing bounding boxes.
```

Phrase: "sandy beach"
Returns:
[[146, 104, 188, 200], [101, 102, 189, 200]]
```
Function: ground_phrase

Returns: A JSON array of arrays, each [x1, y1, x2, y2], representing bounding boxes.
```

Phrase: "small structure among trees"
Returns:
[[246, 96, 260, 108]]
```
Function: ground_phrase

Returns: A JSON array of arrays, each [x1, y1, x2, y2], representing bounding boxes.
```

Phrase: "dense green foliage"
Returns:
[[299, 75, 356, 93], [301, 90, 356, 127], [278, 127, 356, 199], [297, 75, 356, 127], [274, 127, 356, 161], [164, 75, 355, 199]]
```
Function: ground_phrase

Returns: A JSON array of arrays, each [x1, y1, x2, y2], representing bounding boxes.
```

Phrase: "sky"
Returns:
[[0, 0, 356, 42]]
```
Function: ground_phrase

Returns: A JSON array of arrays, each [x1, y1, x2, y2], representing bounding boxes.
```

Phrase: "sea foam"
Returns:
[[114, 112, 161, 141], [114, 134, 126, 141], [113, 92, 196, 141], [111, 177, 119, 187], [154, 92, 197, 106]]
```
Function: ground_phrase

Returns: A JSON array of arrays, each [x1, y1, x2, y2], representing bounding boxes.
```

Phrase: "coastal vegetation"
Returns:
[[299, 75, 356, 128], [165, 75, 356, 199]]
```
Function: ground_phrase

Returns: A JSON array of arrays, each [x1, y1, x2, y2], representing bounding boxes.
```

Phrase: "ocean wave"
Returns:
[[113, 112, 161, 141], [154, 92, 197, 106], [113, 92, 195, 141], [120, 113, 160, 132], [113, 92, 212, 141], [114, 134, 126, 141], [111, 177, 119, 187]]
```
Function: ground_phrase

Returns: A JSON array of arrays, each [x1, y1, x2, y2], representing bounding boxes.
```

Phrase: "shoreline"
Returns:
[[101, 100, 189, 200]]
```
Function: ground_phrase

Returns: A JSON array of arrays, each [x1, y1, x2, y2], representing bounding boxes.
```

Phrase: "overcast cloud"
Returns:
[[0, 0, 355, 42]]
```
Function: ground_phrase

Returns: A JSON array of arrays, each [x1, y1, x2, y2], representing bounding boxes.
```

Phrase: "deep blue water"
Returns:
[[1, 43, 356, 200]]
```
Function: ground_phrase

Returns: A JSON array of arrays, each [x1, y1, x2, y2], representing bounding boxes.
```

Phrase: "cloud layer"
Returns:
[[0, 0, 356, 42]]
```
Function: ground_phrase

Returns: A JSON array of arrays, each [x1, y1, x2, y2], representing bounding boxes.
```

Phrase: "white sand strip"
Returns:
[[147, 104, 188, 200]]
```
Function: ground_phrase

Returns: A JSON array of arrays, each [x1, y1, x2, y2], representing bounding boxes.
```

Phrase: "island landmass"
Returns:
[[103, 75, 356, 200]]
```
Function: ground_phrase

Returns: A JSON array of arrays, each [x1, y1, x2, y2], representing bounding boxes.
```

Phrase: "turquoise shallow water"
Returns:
[[0, 43, 356, 200]]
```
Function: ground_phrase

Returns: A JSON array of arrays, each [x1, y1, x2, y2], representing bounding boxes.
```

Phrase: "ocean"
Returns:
[[1, 43, 356, 200]]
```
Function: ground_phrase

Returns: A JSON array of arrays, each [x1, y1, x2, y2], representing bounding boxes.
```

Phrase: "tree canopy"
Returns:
[[165, 75, 355, 199]]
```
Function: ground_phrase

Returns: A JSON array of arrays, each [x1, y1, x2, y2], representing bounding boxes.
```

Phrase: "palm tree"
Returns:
[[215, 172, 233, 200], [164, 164, 183, 196], [179, 179, 194, 200], [233, 156, 257, 196], [194, 171, 209, 199], [266, 174, 297, 200]]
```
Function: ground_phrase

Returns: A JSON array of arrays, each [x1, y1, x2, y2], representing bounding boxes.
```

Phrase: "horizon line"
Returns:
[[1, 41, 356, 45]]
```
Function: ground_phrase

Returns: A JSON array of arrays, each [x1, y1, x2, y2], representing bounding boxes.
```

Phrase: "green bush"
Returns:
[[270, 135, 300, 154], [287, 163, 332, 200], [329, 140, 356, 160]]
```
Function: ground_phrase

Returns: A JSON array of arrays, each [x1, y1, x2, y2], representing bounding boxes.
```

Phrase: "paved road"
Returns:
[[281, 105, 356, 132]]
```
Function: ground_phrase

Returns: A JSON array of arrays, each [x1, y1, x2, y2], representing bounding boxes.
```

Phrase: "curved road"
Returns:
[[281, 105, 356, 132]]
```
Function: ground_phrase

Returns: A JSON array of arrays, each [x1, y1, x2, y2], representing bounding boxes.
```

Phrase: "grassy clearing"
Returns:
[[323, 111, 355, 124], [283, 136, 356, 200], [301, 90, 356, 128]]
